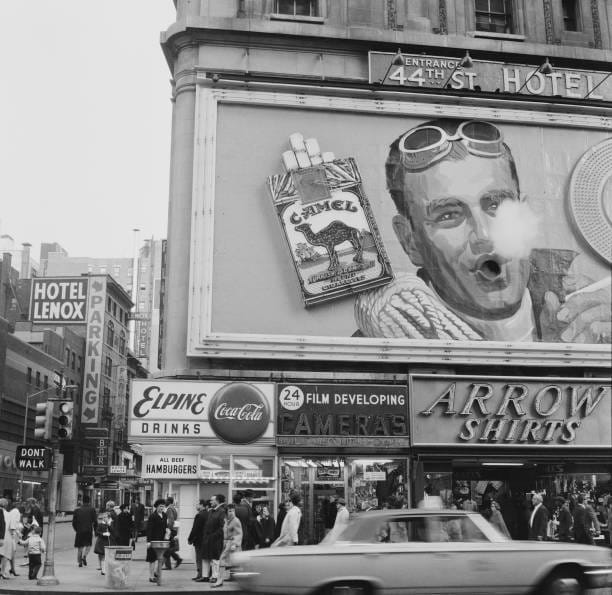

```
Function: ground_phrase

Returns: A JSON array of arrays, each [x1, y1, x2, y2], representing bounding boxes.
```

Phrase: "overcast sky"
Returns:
[[0, 1, 176, 261]]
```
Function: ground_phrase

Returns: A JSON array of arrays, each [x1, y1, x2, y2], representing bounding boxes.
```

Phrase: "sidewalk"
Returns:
[[0, 539, 240, 595]]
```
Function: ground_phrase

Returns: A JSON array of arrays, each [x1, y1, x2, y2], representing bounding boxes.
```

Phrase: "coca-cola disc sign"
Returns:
[[208, 382, 271, 444]]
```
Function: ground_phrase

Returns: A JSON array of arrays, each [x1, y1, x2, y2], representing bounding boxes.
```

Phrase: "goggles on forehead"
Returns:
[[398, 120, 504, 170]]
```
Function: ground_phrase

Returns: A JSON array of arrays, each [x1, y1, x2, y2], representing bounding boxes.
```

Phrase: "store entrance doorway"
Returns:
[[453, 466, 536, 539]]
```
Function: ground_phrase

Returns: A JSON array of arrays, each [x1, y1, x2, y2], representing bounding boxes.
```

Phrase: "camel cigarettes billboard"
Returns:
[[29, 278, 88, 323], [186, 88, 611, 364]]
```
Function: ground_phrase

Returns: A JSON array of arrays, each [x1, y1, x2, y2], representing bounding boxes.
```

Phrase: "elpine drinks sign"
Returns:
[[277, 383, 409, 447], [409, 374, 612, 448], [29, 278, 88, 323], [129, 379, 274, 444]]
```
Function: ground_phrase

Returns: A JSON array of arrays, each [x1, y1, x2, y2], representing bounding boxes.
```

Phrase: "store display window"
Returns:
[[280, 456, 408, 545]]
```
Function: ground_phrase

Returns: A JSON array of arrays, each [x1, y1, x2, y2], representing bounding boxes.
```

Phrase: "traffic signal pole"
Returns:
[[38, 441, 61, 586]]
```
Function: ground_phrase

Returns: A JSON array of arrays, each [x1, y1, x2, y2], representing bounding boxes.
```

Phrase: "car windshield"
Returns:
[[329, 513, 495, 544]]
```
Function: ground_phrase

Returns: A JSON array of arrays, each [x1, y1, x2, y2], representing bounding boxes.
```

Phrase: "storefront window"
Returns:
[[420, 463, 611, 541], [280, 456, 408, 545], [231, 456, 276, 513]]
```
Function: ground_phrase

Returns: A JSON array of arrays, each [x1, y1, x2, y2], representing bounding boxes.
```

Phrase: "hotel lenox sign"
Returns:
[[129, 379, 275, 443], [409, 374, 611, 448]]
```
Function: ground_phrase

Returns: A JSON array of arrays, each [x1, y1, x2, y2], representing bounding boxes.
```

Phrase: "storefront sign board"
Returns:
[[369, 51, 612, 102], [409, 374, 612, 448], [277, 383, 409, 447], [129, 379, 275, 443], [142, 454, 199, 479]]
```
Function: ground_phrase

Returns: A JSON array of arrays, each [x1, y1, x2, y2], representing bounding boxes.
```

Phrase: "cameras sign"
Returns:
[[29, 278, 88, 323], [129, 379, 274, 444]]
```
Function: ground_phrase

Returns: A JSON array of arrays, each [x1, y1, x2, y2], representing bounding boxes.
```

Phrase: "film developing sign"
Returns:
[[369, 51, 612, 101], [409, 374, 612, 447], [268, 134, 393, 307], [277, 384, 409, 447], [29, 278, 88, 323], [129, 379, 274, 444]]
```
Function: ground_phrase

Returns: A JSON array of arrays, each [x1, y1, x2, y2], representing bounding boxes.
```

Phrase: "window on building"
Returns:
[[119, 331, 126, 355], [475, 0, 513, 33], [562, 0, 579, 31], [71, 352, 76, 370], [77, 356, 82, 372], [107, 297, 112, 312], [35, 371, 41, 387], [107, 320, 115, 347], [27, 367, 32, 384], [65, 347, 70, 364], [275, 0, 319, 17], [112, 302, 117, 317], [44, 375, 49, 389], [104, 357, 113, 377]]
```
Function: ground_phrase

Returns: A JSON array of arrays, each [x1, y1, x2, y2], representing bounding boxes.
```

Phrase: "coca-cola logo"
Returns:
[[208, 383, 270, 444]]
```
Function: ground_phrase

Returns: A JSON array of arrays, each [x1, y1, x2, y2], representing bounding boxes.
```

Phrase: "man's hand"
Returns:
[[541, 278, 611, 343]]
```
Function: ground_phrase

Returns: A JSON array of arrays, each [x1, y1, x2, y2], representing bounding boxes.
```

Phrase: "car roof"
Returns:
[[357, 508, 478, 517]]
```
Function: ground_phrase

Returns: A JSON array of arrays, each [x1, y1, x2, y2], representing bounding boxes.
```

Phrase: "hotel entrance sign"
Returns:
[[369, 52, 612, 102]]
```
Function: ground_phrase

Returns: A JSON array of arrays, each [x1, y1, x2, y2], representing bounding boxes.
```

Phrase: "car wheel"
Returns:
[[539, 568, 584, 595], [319, 581, 373, 595]]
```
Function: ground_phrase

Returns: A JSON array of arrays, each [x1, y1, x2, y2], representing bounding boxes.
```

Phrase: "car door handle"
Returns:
[[435, 553, 451, 558]]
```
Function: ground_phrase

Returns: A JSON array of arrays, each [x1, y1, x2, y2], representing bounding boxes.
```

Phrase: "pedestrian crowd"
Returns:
[[0, 497, 45, 580], [184, 489, 302, 588]]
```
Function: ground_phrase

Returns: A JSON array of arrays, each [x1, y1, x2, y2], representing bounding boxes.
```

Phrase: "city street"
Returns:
[[0, 518, 240, 594]]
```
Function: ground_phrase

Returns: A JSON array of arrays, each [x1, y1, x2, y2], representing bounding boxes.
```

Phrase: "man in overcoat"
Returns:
[[188, 499, 209, 581], [201, 494, 226, 585], [528, 493, 549, 541], [71, 496, 98, 567]]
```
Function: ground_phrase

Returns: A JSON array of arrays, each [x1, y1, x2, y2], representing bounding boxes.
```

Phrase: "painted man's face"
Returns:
[[393, 153, 530, 319]]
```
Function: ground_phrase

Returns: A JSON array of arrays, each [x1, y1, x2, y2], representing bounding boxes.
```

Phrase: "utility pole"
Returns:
[[37, 441, 61, 586]]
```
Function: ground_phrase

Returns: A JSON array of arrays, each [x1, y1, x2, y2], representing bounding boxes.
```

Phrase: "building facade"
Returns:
[[142, 0, 611, 552]]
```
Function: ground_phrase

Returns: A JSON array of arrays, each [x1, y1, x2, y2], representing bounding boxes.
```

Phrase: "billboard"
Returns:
[[29, 278, 88, 323], [187, 88, 611, 364], [409, 374, 612, 448]]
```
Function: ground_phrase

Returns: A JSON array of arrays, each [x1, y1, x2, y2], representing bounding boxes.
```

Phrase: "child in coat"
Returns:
[[18, 525, 45, 579]]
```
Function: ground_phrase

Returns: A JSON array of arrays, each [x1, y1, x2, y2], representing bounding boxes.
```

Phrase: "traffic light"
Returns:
[[34, 402, 54, 440], [57, 400, 74, 440]]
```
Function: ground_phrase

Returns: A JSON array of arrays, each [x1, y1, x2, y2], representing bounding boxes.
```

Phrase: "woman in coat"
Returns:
[[0, 499, 9, 579], [216, 504, 242, 588], [93, 513, 116, 575], [256, 506, 276, 548], [115, 504, 134, 546], [145, 499, 168, 583]]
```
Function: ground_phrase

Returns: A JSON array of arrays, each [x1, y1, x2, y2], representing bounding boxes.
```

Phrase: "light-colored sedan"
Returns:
[[232, 508, 612, 595]]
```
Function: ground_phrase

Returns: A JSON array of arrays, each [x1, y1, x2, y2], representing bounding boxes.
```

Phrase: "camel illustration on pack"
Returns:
[[294, 221, 364, 271]]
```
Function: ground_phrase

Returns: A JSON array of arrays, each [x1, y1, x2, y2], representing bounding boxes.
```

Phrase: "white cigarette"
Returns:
[[564, 276, 611, 300]]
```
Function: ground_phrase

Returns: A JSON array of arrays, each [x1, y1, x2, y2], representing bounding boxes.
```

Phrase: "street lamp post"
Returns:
[[19, 385, 77, 501]]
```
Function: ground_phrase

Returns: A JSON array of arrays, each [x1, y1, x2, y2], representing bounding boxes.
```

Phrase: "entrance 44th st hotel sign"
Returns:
[[409, 374, 611, 448], [369, 52, 612, 102]]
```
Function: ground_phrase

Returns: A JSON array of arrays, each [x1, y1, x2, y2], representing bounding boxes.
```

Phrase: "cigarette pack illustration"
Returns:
[[267, 133, 394, 307]]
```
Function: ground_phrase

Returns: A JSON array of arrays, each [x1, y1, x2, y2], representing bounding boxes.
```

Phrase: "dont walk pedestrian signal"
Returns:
[[57, 400, 74, 439]]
